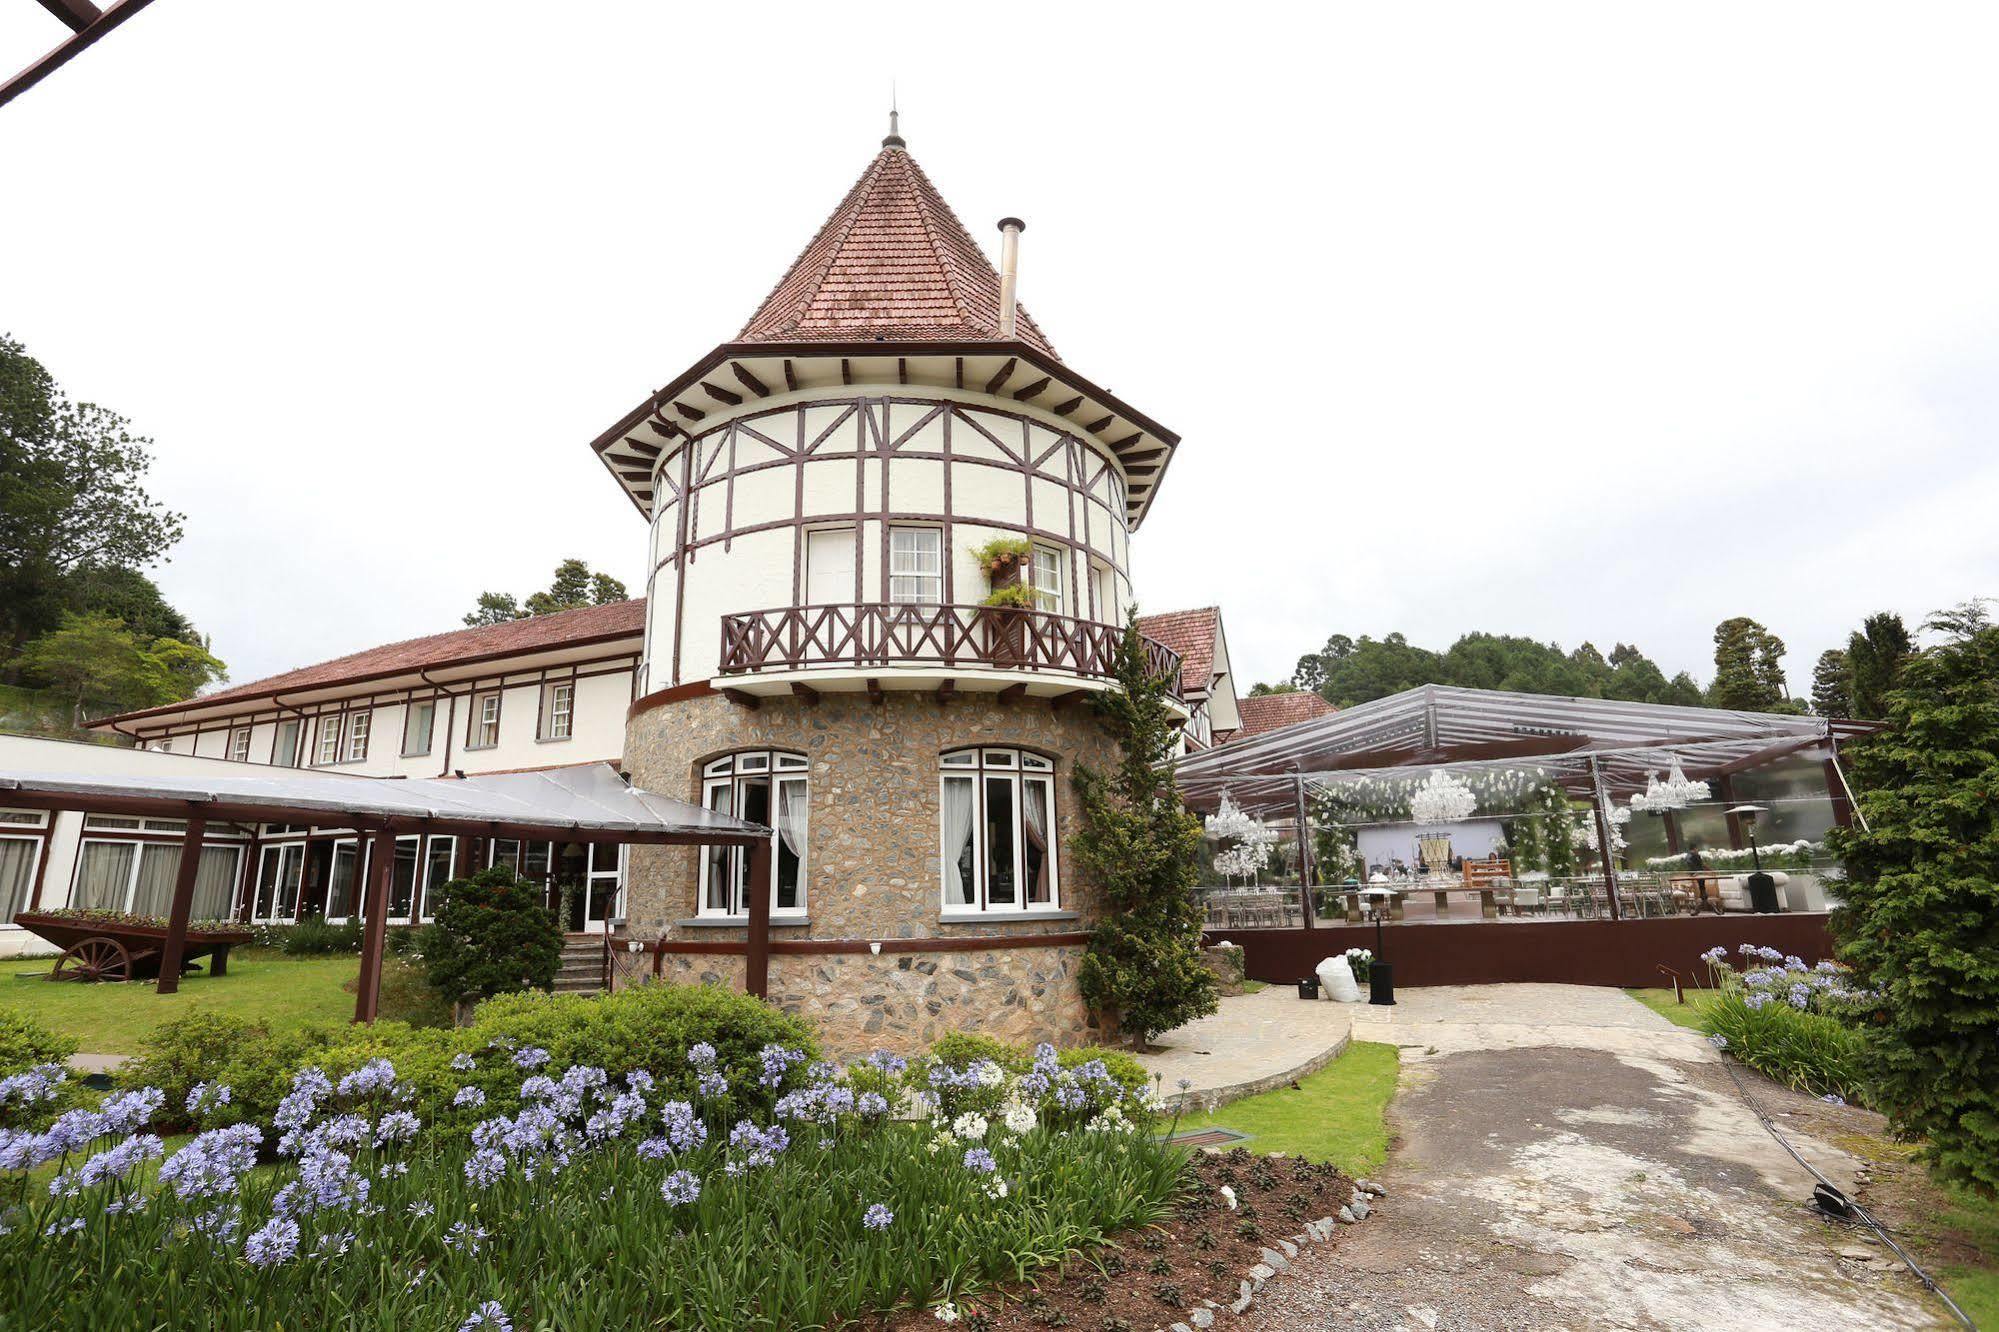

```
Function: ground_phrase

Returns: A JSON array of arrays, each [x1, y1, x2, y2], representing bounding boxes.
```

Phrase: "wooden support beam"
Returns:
[[720, 688, 762, 710], [732, 364, 771, 398], [935, 679, 957, 705], [648, 418, 681, 441], [1085, 415, 1115, 432], [622, 437, 662, 458], [897, 357, 908, 385], [1012, 376, 1052, 401], [1120, 446, 1166, 465], [954, 358, 964, 389], [1107, 432, 1144, 452], [744, 837, 772, 999], [840, 359, 852, 385], [865, 678, 884, 705], [353, 829, 396, 1022], [699, 380, 743, 407], [983, 358, 1017, 394], [2, 0, 157, 110], [789, 681, 820, 706], [996, 682, 1028, 705], [39, 0, 103, 33], [1050, 395, 1083, 417], [783, 360, 798, 392], [674, 402, 705, 422], [153, 813, 207, 995], [1050, 689, 1090, 710]]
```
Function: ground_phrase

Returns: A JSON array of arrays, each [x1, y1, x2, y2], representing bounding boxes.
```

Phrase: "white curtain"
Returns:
[[1023, 780, 1051, 902], [131, 845, 181, 917], [192, 847, 239, 920], [943, 776, 976, 905], [776, 779, 808, 858], [0, 839, 37, 922], [73, 843, 136, 911]]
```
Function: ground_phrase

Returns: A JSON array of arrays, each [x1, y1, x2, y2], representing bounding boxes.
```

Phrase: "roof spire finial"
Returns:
[[883, 84, 905, 149]]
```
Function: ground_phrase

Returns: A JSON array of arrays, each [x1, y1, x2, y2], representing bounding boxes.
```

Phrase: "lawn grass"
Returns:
[[1172, 1040, 1399, 1176], [1625, 985, 1719, 1030], [0, 948, 356, 1054], [1934, 1178, 1999, 1328]]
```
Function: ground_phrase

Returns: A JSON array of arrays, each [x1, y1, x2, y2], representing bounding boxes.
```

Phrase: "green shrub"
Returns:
[[419, 866, 564, 1006], [1059, 1046, 1151, 1101], [1703, 990, 1868, 1103], [376, 955, 452, 1028], [929, 1032, 1028, 1073], [275, 915, 363, 955], [120, 1011, 265, 1123], [0, 1010, 86, 1126]]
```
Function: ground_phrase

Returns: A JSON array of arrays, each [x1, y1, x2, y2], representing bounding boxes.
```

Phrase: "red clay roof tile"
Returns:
[[1136, 607, 1220, 696], [1231, 691, 1338, 739]]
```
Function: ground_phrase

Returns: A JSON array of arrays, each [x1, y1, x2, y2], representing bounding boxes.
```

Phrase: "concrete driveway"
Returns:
[[1249, 984, 1948, 1331]]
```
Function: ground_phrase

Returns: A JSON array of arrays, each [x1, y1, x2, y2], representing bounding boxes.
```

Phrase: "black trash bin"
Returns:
[[1297, 977, 1320, 1000], [1369, 962, 1395, 1006], [1747, 872, 1780, 912]]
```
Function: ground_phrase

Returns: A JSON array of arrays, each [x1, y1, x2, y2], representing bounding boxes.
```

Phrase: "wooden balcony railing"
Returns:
[[718, 603, 1184, 700]]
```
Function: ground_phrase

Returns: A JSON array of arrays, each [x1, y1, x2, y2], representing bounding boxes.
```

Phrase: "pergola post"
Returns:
[[354, 827, 396, 1023], [1587, 757, 1624, 922], [1661, 810, 1683, 856], [744, 835, 772, 999], [1717, 774, 1745, 849], [1823, 741, 1855, 829], [154, 812, 209, 995], [1292, 771, 1317, 929]]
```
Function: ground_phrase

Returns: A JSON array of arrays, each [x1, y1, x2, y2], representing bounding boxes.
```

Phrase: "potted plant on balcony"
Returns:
[[970, 537, 1036, 667]]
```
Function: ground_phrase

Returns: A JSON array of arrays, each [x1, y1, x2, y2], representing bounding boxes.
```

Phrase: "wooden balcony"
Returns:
[[717, 603, 1184, 700]]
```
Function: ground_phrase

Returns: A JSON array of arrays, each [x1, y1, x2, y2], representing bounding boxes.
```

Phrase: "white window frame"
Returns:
[[0, 832, 44, 927], [72, 837, 244, 920], [315, 717, 342, 766], [228, 727, 252, 762], [252, 841, 308, 923], [888, 526, 943, 606], [467, 692, 501, 750], [541, 680, 575, 742], [403, 700, 436, 757], [274, 718, 302, 768], [698, 750, 809, 919], [1029, 544, 1065, 616], [939, 747, 1060, 916], [344, 711, 371, 763]]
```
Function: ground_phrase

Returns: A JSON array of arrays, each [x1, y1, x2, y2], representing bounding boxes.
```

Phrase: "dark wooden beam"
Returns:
[[865, 677, 884, 705], [996, 682, 1028, 705], [1085, 415, 1115, 432], [152, 814, 207, 995], [954, 358, 965, 389], [1107, 432, 1144, 452], [936, 679, 957, 705], [674, 402, 705, 423], [1120, 446, 1166, 465], [699, 380, 743, 407], [617, 468, 653, 483], [3, 0, 154, 111], [1012, 376, 1052, 402], [744, 837, 772, 998], [789, 681, 820, 706], [1050, 689, 1090, 710], [40, 0, 102, 32], [984, 358, 1017, 395], [897, 358, 908, 385], [732, 364, 771, 398], [783, 360, 798, 392], [1050, 395, 1083, 417], [721, 688, 762, 710], [648, 418, 681, 441], [840, 359, 852, 385], [622, 437, 662, 458], [353, 828, 396, 1022]]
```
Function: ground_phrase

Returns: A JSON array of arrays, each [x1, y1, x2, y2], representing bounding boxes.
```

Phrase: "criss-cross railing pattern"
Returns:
[[718, 603, 1184, 699]]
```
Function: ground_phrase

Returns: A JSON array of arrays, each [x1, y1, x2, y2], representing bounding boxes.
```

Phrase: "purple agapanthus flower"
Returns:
[[660, 1169, 701, 1206], [862, 1202, 894, 1230], [458, 1300, 513, 1332]]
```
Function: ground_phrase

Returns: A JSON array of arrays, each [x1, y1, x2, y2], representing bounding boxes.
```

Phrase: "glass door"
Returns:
[[254, 843, 306, 923], [579, 843, 623, 933]]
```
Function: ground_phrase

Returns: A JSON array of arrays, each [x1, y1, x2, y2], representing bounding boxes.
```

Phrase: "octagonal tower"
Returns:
[[588, 127, 1185, 1053]]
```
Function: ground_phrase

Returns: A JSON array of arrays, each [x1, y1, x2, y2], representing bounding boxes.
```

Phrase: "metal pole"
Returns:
[[1588, 756, 1624, 922], [1293, 772, 1317, 929]]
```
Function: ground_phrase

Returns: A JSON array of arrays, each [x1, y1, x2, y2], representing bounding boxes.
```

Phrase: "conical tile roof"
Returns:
[[737, 142, 1058, 358]]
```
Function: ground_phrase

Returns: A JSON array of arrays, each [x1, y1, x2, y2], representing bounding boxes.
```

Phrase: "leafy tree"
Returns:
[[1073, 615, 1217, 1047], [1248, 682, 1298, 696], [1846, 611, 1914, 721], [17, 612, 225, 728], [1707, 616, 1790, 711], [0, 335, 186, 672], [1291, 629, 1701, 709], [1810, 649, 1853, 718], [1829, 602, 1999, 1196], [419, 866, 565, 1010], [464, 559, 629, 626], [65, 565, 199, 646]]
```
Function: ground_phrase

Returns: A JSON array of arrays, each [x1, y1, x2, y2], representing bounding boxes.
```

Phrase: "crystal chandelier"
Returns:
[[1409, 770, 1477, 824], [1629, 758, 1712, 814]]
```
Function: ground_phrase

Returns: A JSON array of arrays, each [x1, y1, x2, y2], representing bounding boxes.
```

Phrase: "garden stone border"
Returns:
[[1163, 1174, 1387, 1330]]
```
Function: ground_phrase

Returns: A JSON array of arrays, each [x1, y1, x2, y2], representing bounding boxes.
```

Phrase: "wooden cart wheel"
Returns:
[[51, 936, 132, 983]]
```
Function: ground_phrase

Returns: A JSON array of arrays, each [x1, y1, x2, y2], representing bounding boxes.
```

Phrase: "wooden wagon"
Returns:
[[12, 911, 255, 983]]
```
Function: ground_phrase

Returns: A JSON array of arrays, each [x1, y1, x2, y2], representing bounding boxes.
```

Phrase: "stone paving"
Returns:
[[1248, 984, 1948, 1331], [1137, 985, 1354, 1111]]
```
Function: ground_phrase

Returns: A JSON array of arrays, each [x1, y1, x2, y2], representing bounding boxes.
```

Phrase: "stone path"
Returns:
[[1247, 984, 1949, 1331], [1137, 986, 1353, 1111]]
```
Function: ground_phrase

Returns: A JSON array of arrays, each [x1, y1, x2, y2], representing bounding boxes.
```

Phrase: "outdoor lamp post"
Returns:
[[1362, 887, 1396, 1006], [1726, 804, 1780, 912]]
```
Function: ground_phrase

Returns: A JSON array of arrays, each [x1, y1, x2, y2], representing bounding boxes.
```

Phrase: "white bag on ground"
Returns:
[[1316, 955, 1361, 1003]]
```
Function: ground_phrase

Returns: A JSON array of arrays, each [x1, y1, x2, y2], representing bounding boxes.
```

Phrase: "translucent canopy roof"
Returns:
[[1177, 684, 1878, 816], [0, 761, 768, 844]]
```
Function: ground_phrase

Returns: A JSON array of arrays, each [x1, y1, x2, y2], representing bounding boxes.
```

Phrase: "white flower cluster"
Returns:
[[1207, 792, 1280, 880]]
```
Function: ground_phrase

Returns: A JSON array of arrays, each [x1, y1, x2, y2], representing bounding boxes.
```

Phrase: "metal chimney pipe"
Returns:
[[996, 217, 1024, 340]]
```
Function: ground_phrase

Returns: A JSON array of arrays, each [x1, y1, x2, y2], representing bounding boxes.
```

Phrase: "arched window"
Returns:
[[940, 748, 1057, 914], [700, 750, 809, 918]]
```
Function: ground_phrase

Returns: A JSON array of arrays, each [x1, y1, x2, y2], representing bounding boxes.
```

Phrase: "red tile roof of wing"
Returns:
[[1137, 607, 1219, 696], [96, 599, 647, 725], [1232, 691, 1338, 739], [737, 144, 1058, 358]]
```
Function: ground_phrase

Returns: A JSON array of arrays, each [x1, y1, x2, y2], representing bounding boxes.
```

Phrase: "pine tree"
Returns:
[[1810, 649, 1853, 718], [1708, 616, 1788, 710], [1846, 612, 1914, 720], [1073, 615, 1217, 1048], [1829, 602, 1999, 1196]]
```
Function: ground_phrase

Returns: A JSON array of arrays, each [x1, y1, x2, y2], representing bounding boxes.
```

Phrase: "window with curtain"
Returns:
[[72, 842, 137, 912], [70, 841, 242, 919], [939, 748, 1058, 913], [404, 701, 436, 757], [326, 842, 360, 919], [275, 719, 301, 767], [699, 751, 808, 916], [0, 837, 40, 924]]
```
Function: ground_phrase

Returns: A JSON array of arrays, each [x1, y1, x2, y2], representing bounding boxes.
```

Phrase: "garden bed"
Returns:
[[873, 1146, 1360, 1331]]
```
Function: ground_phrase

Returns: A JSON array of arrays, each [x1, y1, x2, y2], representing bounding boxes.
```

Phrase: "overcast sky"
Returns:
[[4, 4, 1995, 696]]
